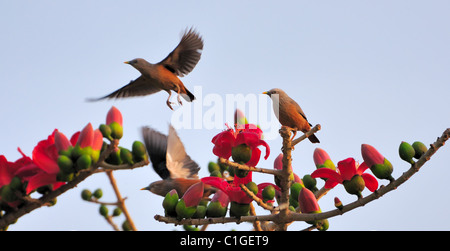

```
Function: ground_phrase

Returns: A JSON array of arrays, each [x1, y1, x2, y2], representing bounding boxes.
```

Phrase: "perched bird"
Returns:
[[88, 28, 203, 110], [140, 125, 215, 197], [263, 88, 320, 143]]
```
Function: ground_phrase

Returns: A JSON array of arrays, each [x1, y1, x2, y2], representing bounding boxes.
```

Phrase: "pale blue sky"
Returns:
[[1, 1, 449, 230]]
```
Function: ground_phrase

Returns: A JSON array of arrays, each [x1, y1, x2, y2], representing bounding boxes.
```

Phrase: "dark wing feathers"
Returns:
[[142, 125, 200, 180], [158, 28, 204, 77], [142, 127, 170, 180], [87, 76, 161, 101]]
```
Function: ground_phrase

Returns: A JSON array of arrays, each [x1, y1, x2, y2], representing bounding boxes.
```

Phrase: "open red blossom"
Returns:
[[311, 157, 378, 192], [202, 176, 254, 204], [29, 129, 66, 193], [212, 124, 270, 167]]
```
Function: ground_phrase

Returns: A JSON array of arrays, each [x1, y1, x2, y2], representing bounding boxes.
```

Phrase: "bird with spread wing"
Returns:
[[88, 28, 203, 110], [140, 125, 215, 197]]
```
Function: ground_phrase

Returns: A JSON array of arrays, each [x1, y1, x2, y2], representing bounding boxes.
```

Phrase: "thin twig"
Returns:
[[292, 124, 321, 147], [239, 184, 277, 212], [219, 158, 281, 176], [105, 170, 137, 231]]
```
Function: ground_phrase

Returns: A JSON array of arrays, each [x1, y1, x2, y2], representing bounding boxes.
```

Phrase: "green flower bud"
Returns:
[[81, 189, 92, 201], [245, 181, 258, 195], [163, 189, 179, 217], [412, 141, 427, 159], [109, 121, 123, 140], [122, 220, 132, 231], [57, 155, 74, 173], [57, 170, 74, 182], [210, 170, 222, 178], [206, 201, 228, 218], [99, 204, 108, 217], [99, 124, 112, 140], [120, 148, 134, 165], [132, 141, 147, 162], [93, 188, 103, 199], [113, 207, 122, 217], [317, 219, 329, 231], [76, 154, 92, 170], [106, 148, 122, 165], [302, 174, 317, 190], [10, 176, 23, 191], [231, 144, 252, 163], [399, 141, 415, 164], [192, 205, 207, 219], [229, 201, 250, 217], [371, 158, 394, 181], [175, 199, 197, 219], [343, 175, 365, 198], [262, 185, 275, 201], [208, 161, 220, 173], [1, 185, 17, 202]]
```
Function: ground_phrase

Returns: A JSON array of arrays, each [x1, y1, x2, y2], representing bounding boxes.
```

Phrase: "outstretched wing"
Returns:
[[166, 125, 200, 179], [87, 76, 161, 101], [142, 126, 170, 180], [158, 28, 204, 77]]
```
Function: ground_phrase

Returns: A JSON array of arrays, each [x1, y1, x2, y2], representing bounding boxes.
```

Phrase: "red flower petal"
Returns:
[[25, 171, 58, 194], [92, 129, 104, 151], [70, 131, 80, 146], [246, 147, 261, 167], [32, 132, 59, 174], [77, 123, 94, 148], [361, 144, 385, 168], [356, 162, 370, 175], [362, 173, 379, 192], [298, 187, 320, 213], [337, 158, 357, 181], [311, 168, 343, 183], [181, 182, 204, 207], [54, 130, 72, 152]]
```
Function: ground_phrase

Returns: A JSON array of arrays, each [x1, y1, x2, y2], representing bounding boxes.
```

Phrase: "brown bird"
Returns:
[[140, 125, 215, 197], [263, 88, 320, 143], [88, 28, 203, 110]]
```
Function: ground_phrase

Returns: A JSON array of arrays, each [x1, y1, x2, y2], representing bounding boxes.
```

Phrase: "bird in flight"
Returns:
[[140, 125, 215, 197], [88, 28, 203, 110]]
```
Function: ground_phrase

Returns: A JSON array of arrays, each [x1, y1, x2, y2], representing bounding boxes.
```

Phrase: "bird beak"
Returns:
[[124, 61, 130, 64], [262, 91, 268, 94], [263, 91, 270, 97], [140, 186, 150, 191]]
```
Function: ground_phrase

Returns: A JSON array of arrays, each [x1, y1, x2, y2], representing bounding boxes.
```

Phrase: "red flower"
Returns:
[[28, 129, 66, 194], [202, 176, 254, 204], [201, 177, 280, 205], [311, 158, 378, 192], [212, 124, 270, 167]]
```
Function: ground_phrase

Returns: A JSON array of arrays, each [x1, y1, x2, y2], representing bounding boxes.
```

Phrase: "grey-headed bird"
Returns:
[[88, 28, 203, 110], [263, 88, 320, 143], [140, 125, 215, 197]]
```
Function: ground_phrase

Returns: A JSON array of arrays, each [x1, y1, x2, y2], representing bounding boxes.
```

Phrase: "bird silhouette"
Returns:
[[88, 28, 203, 110]]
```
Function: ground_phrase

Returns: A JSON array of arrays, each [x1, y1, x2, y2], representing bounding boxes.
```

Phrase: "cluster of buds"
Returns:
[[398, 141, 427, 165], [162, 182, 206, 219]]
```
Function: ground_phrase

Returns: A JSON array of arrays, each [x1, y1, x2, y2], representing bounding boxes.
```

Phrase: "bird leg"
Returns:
[[166, 91, 174, 110], [175, 85, 183, 105]]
